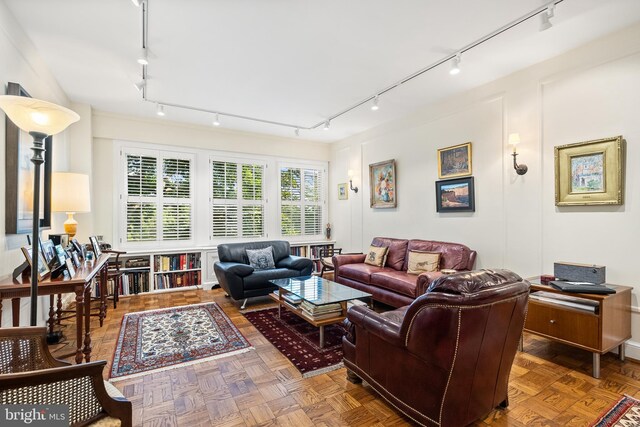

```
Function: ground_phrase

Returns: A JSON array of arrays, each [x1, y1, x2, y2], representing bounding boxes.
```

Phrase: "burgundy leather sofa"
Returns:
[[333, 237, 477, 308], [343, 269, 530, 427]]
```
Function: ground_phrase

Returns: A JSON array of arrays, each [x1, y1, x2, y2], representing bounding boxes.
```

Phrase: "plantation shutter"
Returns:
[[126, 155, 158, 241], [162, 158, 192, 240], [280, 166, 323, 236], [211, 160, 264, 238]]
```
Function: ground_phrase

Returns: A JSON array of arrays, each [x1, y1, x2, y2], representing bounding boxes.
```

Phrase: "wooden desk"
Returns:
[[523, 277, 632, 378], [0, 254, 110, 364]]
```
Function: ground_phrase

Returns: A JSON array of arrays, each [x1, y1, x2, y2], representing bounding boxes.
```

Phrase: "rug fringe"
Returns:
[[302, 362, 344, 378], [109, 347, 254, 382]]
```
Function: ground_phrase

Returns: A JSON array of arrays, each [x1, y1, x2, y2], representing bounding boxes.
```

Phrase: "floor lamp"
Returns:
[[0, 95, 79, 326]]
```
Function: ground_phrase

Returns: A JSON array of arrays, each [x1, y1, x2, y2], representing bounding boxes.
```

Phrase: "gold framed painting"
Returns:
[[338, 183, 348, 200], [369, 159, 396, 208], [437, 142, 472, 179], [555, 136, 624, 206]]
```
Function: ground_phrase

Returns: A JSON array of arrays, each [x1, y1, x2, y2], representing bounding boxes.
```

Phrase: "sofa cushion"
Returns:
[[246, 246, 275, 270], [407, 251, 440, 275], [370, 271, 418, 298], [243, 268, 299, 290], [372, 237, 409, 271], [364, 245, 388, 267], [404, 239, 472, 271], [340, 264, 394, 284]]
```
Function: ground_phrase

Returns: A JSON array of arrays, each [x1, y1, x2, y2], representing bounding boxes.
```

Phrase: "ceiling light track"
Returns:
[[135, 0, 563, 132]]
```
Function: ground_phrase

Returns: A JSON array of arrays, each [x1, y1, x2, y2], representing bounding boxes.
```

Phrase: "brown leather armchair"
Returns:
[[342, 269, 529, 427]]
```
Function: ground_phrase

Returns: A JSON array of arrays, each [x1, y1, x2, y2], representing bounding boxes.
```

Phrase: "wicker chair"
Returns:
[[0, 327, 132, 427]]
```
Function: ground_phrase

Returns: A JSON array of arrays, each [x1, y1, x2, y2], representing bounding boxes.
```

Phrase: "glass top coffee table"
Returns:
[[269, 275, 372, 347]]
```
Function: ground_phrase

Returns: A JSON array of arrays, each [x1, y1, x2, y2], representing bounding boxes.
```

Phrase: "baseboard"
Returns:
[[622, 340, 640, 362]]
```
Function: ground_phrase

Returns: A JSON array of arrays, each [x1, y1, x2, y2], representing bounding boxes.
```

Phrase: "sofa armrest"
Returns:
[[215, 262, 254, 277], [346, 305, 404, 347], [276, 255, 313, 272], [333, 254, 366, 270], [416, 271, 445, 295]]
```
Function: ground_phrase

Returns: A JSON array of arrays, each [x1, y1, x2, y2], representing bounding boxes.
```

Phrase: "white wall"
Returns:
[[330, 23, 640, 352], [0, 2, 75, 326], [91, 111, 331, 246]]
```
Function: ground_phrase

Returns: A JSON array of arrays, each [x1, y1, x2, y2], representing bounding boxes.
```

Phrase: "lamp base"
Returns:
[[63, 212, 77, 239]]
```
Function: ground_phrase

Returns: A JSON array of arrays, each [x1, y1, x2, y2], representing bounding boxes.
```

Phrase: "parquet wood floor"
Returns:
[[49, 288, 640, 426]]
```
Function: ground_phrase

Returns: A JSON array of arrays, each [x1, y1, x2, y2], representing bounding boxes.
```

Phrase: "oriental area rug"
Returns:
[[110, 302, 252, 380], [243, 307, 345, 378], [591, 395, 640, 426]]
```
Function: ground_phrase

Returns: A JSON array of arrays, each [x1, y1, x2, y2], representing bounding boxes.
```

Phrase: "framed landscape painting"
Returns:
[[555, 136, 624, 206], [437, 142, 472, 179], [338, 183, 348, 200], [369, 159, 396, 208], [436, 177, 475, 212]]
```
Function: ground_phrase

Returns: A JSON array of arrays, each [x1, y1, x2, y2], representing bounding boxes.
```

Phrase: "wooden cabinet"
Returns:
[[523, 279, 632, 378]]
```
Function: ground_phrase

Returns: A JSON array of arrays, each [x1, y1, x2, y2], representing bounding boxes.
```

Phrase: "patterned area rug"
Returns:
[[110, 302, 251, 380], [243, 307, 345, 378], [591, 395, 640, 426]]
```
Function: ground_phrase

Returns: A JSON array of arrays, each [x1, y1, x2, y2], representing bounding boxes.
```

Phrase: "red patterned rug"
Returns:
[[591, 395, 640, 426], [243, 307, 345, 378], [110, 302, 252, 380]]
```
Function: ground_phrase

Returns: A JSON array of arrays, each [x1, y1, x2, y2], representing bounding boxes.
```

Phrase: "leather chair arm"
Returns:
[[416, 271, 445, 295], [276, 255, 313, 272], [346, 305, 405, 347], [215, 262, 254, 277], [333, 254, 366, 270]]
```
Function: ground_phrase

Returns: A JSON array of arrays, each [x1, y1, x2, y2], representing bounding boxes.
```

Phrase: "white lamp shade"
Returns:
[[0, 95, 79, 135], [508, 133, 521, 145], [52, 172, 91, 213]]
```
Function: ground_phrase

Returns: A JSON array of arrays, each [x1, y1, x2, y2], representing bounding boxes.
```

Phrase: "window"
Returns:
[[211, 159, 265, 239], [280, 166, 324, 236], [123, 150, 193, 244]]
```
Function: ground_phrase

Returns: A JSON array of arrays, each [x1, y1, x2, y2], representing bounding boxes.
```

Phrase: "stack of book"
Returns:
[[300, 301, 342, 320]]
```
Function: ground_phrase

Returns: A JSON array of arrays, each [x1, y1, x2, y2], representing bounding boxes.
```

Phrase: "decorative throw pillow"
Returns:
[[407, 251, 441, 275], [364, 246, 389, 267], [246, 246, 276, 270]]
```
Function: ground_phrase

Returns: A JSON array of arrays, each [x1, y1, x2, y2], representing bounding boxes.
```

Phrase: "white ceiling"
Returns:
[[4, 0, 640, 142]]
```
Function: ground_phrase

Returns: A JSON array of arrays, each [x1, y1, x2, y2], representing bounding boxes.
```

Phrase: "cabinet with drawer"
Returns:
[[523, 279, 632, 378]]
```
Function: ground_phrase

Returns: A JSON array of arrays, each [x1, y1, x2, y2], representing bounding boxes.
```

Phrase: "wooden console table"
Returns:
[[0, 254, 110, 364], [523, 277, 632, 378]]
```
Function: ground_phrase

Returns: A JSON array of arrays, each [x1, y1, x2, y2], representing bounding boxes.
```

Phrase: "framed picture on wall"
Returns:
[[436, 177, 475, 212], [337, 183, 348, 200], [369, 159, 396, 208], [555, 136, 624, 206], [437, 142, 472, 179]]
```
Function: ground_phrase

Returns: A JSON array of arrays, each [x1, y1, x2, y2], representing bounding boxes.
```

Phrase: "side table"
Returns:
[[522, 276, 631, 378]]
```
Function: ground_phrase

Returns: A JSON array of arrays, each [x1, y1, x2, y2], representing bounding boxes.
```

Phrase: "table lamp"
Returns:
[[0, 95, 79, 326], [52, 172, 91, 238]]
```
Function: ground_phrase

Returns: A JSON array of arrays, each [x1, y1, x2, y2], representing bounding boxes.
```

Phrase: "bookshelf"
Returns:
[[107, 254, 151, 297], [154, 252, 202, 290]]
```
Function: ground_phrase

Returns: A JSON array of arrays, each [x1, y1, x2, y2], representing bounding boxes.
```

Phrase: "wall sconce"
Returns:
[[508, 133, 528, 175], [347, 169, 359, 193]]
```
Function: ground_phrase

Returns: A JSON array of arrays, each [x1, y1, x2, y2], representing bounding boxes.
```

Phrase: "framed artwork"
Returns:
[[41, 239, 56, 264], [437, 142, 472, 179], [21, 246, 51, 280], [338, 183, 348, 200], [89, 236, 102, 257], [65, 258, 76, 277], [369, 159, 397, 208], [555, 136, 624, 206], [436, 177, 475, 212], [5, 82, 52, 234]]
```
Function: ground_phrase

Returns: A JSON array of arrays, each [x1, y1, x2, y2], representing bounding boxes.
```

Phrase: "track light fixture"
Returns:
[[449, 54, 461, 75], [156, 104, 165, 116], [371, 95, 379, 111], [131, 0, 142, 6], [295, 128, 300, 136], [323, 120, 330, 130], [134, 80, 146, 92], [137, 48, 149, 65], [539, 4, 555, 31], [213, 113, 220, 126]]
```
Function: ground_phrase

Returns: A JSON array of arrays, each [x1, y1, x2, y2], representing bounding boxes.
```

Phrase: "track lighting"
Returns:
[[371, 96, 379, 111], [540, 4, 555, 31], [134, 80, 146, 92], [156, 104, 165, 116], [295, 128, 300, 137], [137, 48, 149, 65], [323, 120, 330, 130], [449, 54, 461, 75], [213, 113, 220, 126], [131, 0, 142, 6]]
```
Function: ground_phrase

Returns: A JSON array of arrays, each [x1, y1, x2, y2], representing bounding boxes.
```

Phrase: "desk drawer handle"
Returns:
[[550, 320, 556, 324]]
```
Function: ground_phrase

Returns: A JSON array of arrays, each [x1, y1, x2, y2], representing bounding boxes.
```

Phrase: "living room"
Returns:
[[1, 0, 640, 426]]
